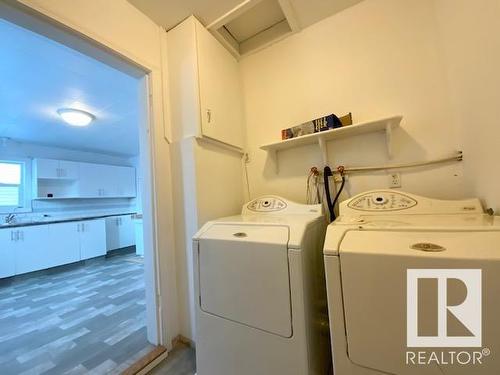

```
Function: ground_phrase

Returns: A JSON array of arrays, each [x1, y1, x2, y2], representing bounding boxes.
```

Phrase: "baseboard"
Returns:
[[123, 345, 167, 375], [172, 334, 196, 349]]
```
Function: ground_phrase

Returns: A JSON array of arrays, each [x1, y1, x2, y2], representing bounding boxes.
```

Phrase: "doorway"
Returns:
[[0, 3, 164, 374]]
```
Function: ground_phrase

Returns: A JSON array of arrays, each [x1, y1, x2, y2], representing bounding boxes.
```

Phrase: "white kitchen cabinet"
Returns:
[[78, 162, 107, 197], [1, 219, 106, 278], [79, 219, 106, 260], [47, 222, 80, 268], [105, 215, 135, 252], [13, 225, 50, 274], [167, 16, 245, 148], [114, 167, 136, 197], [78, 162, 136, 198], [59, 160, 79, 179], [33, 158, 79, 180], [0, 228, 16, 278]]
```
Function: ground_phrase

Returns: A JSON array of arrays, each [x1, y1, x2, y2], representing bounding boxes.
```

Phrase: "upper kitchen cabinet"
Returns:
[[33, 158, 136, 199], [33, 158, 79, 180], [78, 162, 136, 198], [167, 16, 245, 149], [33, 158, 80, 199]]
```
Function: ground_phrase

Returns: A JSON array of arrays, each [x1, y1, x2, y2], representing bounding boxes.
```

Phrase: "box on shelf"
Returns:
[[281, 113, 353, 140]]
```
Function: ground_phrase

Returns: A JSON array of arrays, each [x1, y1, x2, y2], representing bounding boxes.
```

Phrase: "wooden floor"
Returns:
[[0, 252, 154, 374], [149, 344, 196, 375]]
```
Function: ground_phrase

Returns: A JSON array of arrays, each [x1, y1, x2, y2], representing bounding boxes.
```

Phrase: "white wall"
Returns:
[[240, 0, 466, 204], [170, 137, 244, 341], [434, 0, 500, 211]]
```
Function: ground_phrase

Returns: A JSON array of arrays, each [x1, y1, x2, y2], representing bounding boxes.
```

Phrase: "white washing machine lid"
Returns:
[[338, 229, 500, 374], [194, 195, 324, 249], [195, 214, 322, 249], [323, 189, 500, 256], [324, 213, 500, 255]]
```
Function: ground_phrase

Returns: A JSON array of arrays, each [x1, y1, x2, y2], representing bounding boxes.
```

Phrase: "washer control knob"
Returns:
[[372, 195, 388, 205], [262, 199, 272, 207]]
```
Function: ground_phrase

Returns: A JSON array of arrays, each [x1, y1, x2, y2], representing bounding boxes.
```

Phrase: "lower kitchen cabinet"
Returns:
[[105, 215, 135, 251], [47, 221, 81, 268], [0, 228, 16, 278], [13, 225, 50, 274], [79, 219, 106, 260], [0, 218, 107, 279]]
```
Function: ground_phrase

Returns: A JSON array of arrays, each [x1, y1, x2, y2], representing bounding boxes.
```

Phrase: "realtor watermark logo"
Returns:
[[407, 269, 482, 347], [406, 269, 489, 366]]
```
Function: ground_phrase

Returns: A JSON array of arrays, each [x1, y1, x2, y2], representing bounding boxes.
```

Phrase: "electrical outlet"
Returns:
[[389, 173, 401, 188]]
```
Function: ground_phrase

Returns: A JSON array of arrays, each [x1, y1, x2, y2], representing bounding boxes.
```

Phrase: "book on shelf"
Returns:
[[281, 113, 353, 140]]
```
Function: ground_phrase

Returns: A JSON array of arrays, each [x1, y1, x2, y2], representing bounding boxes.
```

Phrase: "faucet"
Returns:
[[5, 208, 18, 224], [5, 213, 16, 224]]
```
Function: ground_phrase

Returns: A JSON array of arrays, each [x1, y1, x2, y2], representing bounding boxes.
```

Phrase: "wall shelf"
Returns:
[[260, 115, 403, 172]]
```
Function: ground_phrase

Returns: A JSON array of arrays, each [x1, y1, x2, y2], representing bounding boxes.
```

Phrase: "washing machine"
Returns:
[[193, 196, 331, 375], [324, 190, 500, 375]]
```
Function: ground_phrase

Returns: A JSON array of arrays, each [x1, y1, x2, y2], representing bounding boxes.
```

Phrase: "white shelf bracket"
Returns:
[[318, 137, 329, 166], [269, 149, 279, 174], [385, 123, 393, 159]]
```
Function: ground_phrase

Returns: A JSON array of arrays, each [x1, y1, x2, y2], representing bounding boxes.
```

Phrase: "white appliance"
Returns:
[[193, 196, 331, 375], [324, 190, 500, 375]]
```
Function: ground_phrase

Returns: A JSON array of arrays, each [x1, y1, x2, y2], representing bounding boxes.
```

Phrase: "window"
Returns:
[[0, 160, 31, 213]]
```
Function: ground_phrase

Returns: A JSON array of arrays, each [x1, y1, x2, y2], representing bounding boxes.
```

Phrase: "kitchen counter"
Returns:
[[0, 212, 136, 229]]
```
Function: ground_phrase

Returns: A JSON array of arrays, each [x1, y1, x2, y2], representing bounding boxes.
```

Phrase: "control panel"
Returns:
[[243, 196, 323, 216], [347, 191, 417, 212], [246, 196, 288, 212], [340, 190, 484, 216]]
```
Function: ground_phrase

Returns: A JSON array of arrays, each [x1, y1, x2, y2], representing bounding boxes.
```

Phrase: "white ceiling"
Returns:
[[0, 19, 142, 157], [128, 0, 365, 32]]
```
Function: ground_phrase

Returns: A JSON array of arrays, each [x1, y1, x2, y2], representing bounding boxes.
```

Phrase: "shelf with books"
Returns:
[[260, 115, 403, 173]]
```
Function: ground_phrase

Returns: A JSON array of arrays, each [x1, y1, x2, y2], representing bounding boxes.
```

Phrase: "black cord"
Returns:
[[323, 166, 334, 222], [332, 174, 346, 220], [323, 166, 346, 222]]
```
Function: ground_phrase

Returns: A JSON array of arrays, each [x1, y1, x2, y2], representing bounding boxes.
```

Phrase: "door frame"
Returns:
[[0, 0, 178, 349]]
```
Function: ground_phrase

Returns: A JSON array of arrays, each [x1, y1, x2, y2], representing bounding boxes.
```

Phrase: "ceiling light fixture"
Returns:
[[57, 108, 95, 127]]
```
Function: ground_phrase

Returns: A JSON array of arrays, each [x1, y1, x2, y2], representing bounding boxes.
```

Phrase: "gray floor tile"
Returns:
[[0, 252, 152, 375]]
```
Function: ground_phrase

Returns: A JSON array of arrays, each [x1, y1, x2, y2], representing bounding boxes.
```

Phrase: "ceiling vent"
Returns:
[[208, 0, 300, 58]]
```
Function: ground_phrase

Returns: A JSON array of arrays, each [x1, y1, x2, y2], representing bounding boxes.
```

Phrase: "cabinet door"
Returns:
[[115, 167, 136, 197], [14, 225, 50, 274], [118, 215, 135, 248], [59, 160, 79, 180], [196, 21, 245, 149], [47, 222, 80, 268], [105, 216, 121, 251], [80, 219, 106, 260], [0, 229, 15, 278], [78, 162, 104, 197], [34, 158, 59, 179]]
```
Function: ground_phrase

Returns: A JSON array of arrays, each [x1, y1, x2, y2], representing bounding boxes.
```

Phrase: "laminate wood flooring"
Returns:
[[0, 252, 153, 374]]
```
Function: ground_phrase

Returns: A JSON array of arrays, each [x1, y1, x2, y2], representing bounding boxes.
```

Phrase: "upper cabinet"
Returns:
[[79, 163, 136, 198], [34, 158, 79, 180], [167, 16, 245, 149], [33, 158, 136, 199]]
